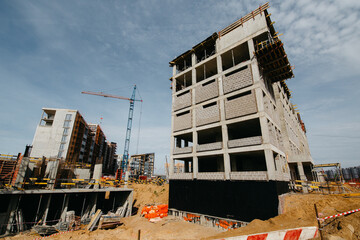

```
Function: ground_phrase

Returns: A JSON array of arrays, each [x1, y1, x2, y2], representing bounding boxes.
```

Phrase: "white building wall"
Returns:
[[30, 108, 77, 159]]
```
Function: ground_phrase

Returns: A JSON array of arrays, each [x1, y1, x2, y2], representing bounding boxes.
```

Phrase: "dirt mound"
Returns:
[[130, 183, 169, 215], [207, 193, 360, 239]]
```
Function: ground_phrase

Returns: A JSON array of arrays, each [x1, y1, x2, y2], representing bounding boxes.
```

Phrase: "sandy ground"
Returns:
[[4, 184, 360, 240]]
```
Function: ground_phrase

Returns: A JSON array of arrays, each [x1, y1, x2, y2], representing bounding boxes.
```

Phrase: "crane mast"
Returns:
[[81, 85, 141, 179], [122, 85, 136, 175]]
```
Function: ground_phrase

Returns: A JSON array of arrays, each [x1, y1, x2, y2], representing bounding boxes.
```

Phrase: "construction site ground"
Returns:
[[4, 183, 360, 240]]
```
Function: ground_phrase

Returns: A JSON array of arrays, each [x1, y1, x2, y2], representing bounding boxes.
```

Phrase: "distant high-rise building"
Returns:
[[30, 108, 117, 174], [128, 153, 155, 178]]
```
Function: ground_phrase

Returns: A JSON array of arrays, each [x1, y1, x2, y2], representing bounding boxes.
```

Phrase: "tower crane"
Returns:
[[81, 85, 142, 179]]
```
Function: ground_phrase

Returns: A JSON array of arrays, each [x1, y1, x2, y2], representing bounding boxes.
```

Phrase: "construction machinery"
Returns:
[[82, 85, 142, 179]]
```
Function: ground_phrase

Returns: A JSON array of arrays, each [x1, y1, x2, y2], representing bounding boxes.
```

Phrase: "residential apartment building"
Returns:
[[30, 108, 117, 174], [168, 3, 314, 223], [128, 153, 155, 178]]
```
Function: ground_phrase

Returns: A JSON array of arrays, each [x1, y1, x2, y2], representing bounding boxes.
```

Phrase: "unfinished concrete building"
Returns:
[[168, 3, 313, 223], [30, 108, 117, 175]]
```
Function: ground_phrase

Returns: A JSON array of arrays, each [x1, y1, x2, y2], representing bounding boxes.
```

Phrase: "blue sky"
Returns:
[[0, 0, 359, 174]]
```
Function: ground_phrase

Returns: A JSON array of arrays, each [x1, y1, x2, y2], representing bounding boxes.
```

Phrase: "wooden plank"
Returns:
[[87, 209, 102, 231]]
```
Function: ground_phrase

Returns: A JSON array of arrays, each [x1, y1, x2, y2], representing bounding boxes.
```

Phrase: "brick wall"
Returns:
[[173, 90, 192, 111], [230, 171, 268, 181], [228, 136, 262, 148], [225, 90, 257, 119], [195, 78, 219, 104], [174, 111, 192, 132], [173, 146, 193, 155], [223, 65, 253, 94], [197, 142, 222, 152], [196, 101, 220, 126]]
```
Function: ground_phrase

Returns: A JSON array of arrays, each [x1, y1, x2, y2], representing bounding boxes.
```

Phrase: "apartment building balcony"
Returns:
[[230, 171, 268, 181], [173, 90, 192, 111], [196, 101, 220, 126], [228, 136, 262, 148], [195, 78, 219, 104], [225, 90, 257, 119], [223, 65, 253, 94], [197, 142, 222, 152], [173, 146, 193, 155]]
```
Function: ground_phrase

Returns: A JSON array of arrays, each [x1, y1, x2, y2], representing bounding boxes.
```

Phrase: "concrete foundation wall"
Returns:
[[169, 180, 289, 222]]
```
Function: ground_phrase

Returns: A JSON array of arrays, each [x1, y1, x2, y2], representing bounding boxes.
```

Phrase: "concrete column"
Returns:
[[248, 39, 261, 84], [45, 159, 60, 189], [60, 194, 70, 221], [193, 128, 198, 179], [222, 125, 231, 180], [259, 116, 270, 144], [297, 162, 307, 181], [193, 156, 198, 179], [42, 195, 52, 225], [264, 149, 276, 181], [175, 138, 181, 148], [169, 156, 174, 176], [297, 162, 308, 193], [184, 140, 188, 147], [5, 195, 19, 234], [14, 157, 30, 188], [93, 164, 102, 189]]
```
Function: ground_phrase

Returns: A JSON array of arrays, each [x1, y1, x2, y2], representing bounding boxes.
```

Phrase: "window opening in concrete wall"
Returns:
[[196, 58, 217, 83], [263, 77, 275, 100], [174, 158, 193, 173], [174, 132, 193, 148], [227, 118, 262, 140], [273, 152, 278, 171], [198, 126, 222, 145], [253, 32, 272, 49], [203, 102, 217, 109], [202, 79, 215, 86], [175, 70, 192, 92], [230, 151, 267, 171], [198, 155, 224, 172], [289, 163, 300, 180], [303, 162, 314, 181], [176, 110, 190, 117], [195, 42, 216, 63], [175, 54, 192, 74], [227, 90, 251, 101], [221, 42, 250, 71], [40, 109, 56, 126]]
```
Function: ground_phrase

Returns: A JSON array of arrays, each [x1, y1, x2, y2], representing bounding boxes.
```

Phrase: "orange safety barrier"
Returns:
[[141, 204, 168, 220]]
